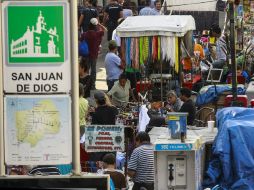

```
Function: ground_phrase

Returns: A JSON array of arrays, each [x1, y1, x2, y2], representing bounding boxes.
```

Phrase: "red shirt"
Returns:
[[83, 30, 104, 59]]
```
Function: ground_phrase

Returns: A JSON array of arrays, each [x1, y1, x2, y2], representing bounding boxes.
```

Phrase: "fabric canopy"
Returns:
[[163, 0, 217, 11], [116, 15, 196, 37]]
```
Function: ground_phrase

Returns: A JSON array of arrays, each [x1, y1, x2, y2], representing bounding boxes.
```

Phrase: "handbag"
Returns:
[[79, 40, 89, 57]]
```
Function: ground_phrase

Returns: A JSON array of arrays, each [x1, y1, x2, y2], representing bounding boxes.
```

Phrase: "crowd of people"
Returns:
[[76, 0, 231, 189], [8, 1, 253, 190]]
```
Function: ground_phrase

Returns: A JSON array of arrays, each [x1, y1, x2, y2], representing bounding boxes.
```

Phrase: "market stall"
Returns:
[[116, 15, 196, 101]]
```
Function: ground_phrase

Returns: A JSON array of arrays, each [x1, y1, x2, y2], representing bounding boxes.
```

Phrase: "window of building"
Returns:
[[35, 37, 40, 45]]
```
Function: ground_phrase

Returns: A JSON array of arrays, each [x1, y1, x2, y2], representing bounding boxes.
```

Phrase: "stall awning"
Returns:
[[116, 15, 196, 37]]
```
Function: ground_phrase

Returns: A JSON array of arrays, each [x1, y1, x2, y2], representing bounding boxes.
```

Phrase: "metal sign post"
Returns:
[[0, 0, 80, 175], [70, 0, 80, 175], [0, 0, 5, 177], [229, 1, 237, 104]]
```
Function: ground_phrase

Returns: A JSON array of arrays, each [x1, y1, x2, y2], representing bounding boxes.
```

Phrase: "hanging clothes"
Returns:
[[174, 37, 179, 73], [133, 38, 139, 69], [121, 38, 126, 65], [139, 37, 144, 65], [158, 36, 161, 61], [120, 35, 177, 70], [143, 36, 149, 64], [171, 37, 176, 67], [125, 37, 131, 66]]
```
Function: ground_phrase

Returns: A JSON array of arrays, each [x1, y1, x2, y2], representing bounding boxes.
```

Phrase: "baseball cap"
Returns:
[[90, 18, 98, 26], [94, 90, 106, 101]]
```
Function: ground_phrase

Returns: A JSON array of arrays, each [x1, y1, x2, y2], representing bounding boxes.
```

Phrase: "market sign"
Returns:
[[84, 125, 125, 152], [1, 1, 71, 93]]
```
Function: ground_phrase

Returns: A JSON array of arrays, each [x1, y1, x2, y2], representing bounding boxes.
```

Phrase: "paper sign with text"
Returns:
[[84, 125, 125, 152]]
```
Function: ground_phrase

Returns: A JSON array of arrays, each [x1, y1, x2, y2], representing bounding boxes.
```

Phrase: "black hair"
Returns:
[[180, 88, 191, 98], [102, 153, 116, 165], [108, 41, 117, 51], [237, 65, 242, 70], [119, 73, 127, 80], [154, 0, 160, 6], [96, 98, 106, 105], [210, 24, 221, 35], [135, 131, 150, 143], [79, 57, 89, 72], [144, 0, 151, 6], [79, 83, 85, 97], [90, 0, 97, 6], [123, 1, 130, 9]]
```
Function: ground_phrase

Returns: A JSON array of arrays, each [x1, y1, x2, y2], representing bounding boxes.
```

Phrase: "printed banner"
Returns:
[[85, 125, 125, 152]]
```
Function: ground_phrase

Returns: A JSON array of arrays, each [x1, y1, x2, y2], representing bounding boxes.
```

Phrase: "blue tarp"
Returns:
[[196, 85, 245, 106], [203, 107, 254, 190]]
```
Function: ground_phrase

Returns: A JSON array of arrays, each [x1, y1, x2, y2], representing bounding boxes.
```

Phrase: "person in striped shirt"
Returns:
[[127, 132, 154, 190]]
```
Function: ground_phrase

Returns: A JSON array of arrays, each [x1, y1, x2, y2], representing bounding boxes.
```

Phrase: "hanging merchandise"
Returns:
[[175, 37, 179, 73], [121, 35, 178, 72], [139, 37, 144, 65], [134, 38, 139, 69], [158, 37, 161, 61], [143, 36, 149, 64], [125, 37, 131, 67], [152, 36, 158, 61], [160, 36, 176, 64]]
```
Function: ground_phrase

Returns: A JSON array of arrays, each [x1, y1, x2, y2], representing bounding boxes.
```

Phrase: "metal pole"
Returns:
[[160, 60, 163, 102], [229, 1, 237, 102], [0, 0, 6, 176], [70, 0, 81, 175]]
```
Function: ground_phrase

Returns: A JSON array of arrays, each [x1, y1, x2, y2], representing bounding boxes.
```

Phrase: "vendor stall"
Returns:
[[116, 15, 196, 101]]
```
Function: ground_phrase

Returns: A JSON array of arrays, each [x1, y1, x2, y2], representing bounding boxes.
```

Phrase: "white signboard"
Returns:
[[1, 1, 71, 93], [4, 95, 72, 165], [85, 125, 125, 152]]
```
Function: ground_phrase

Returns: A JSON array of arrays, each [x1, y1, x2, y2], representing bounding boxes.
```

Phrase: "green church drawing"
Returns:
[[10, 11, 60, 58], [5, 4, 65, 63]]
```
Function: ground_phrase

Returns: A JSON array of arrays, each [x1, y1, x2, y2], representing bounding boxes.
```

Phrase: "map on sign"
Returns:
[[4, 95, 72, 165], [16, 99, 60, 147]]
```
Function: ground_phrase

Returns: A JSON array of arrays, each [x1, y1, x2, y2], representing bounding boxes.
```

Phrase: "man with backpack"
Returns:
[[81, 18, 107, 89]]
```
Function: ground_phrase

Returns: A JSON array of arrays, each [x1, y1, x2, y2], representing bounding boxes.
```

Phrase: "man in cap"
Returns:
[[105, 40, 124, 91], [91, 90, 118, 125], [81, 18, 107, 90]]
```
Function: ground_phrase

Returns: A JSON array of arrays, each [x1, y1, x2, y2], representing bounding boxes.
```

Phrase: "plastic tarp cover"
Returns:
[[203, 107, 254, 190], [195, 85, 246, 106], [116, 15, 196, 37]]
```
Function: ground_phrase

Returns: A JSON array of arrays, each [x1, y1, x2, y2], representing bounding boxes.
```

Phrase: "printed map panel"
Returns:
[[4, 95, 72, 165]]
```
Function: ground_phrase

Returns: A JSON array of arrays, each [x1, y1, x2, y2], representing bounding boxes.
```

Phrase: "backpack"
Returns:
[[79, 40, 89, 57]]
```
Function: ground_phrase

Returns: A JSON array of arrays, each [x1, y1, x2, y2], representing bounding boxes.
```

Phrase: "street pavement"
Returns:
[[95, 34, 108, 91]]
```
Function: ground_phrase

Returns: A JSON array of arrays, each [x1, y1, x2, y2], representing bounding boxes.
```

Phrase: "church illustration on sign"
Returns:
[[10, 11, 60, 58]]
